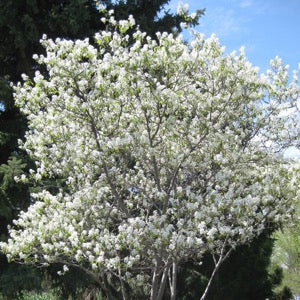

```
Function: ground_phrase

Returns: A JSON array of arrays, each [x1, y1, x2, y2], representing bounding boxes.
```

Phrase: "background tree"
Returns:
[[272, 200, 300, 298], [1, 16, 299, 300]]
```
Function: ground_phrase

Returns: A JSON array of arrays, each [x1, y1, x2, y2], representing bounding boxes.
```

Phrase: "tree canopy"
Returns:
[[1, 15, 299, 299]]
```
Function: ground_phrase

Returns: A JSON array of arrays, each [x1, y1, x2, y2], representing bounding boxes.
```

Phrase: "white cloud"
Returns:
[[198, 7, 250, 38], [240, 0, 252, 8]]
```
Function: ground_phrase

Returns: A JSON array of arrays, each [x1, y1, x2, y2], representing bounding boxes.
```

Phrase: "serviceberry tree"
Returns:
[[1, 15, 299, 300]]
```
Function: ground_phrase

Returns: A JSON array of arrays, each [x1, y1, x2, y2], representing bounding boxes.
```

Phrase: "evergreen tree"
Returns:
[[272, 204, 300, 297]]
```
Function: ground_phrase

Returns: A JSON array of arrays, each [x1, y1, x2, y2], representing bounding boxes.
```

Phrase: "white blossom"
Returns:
[[177, 2, 189, 16]]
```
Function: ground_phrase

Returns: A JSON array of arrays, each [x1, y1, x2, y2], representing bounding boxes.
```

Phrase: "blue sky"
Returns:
[[167, 0, 300, 74]]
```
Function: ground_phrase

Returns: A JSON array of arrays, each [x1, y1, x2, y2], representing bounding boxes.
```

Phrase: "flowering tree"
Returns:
[[1, 15, 300, 300]]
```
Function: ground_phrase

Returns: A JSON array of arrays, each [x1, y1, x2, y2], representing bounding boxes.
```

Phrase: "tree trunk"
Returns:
[[151, 258, 161, 300], [156, 264, 171, 300], [200, 255, 223, 300], [151, 259, 172, 300], [200, 248, 233, 300], [170, 261, 177, 300]]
